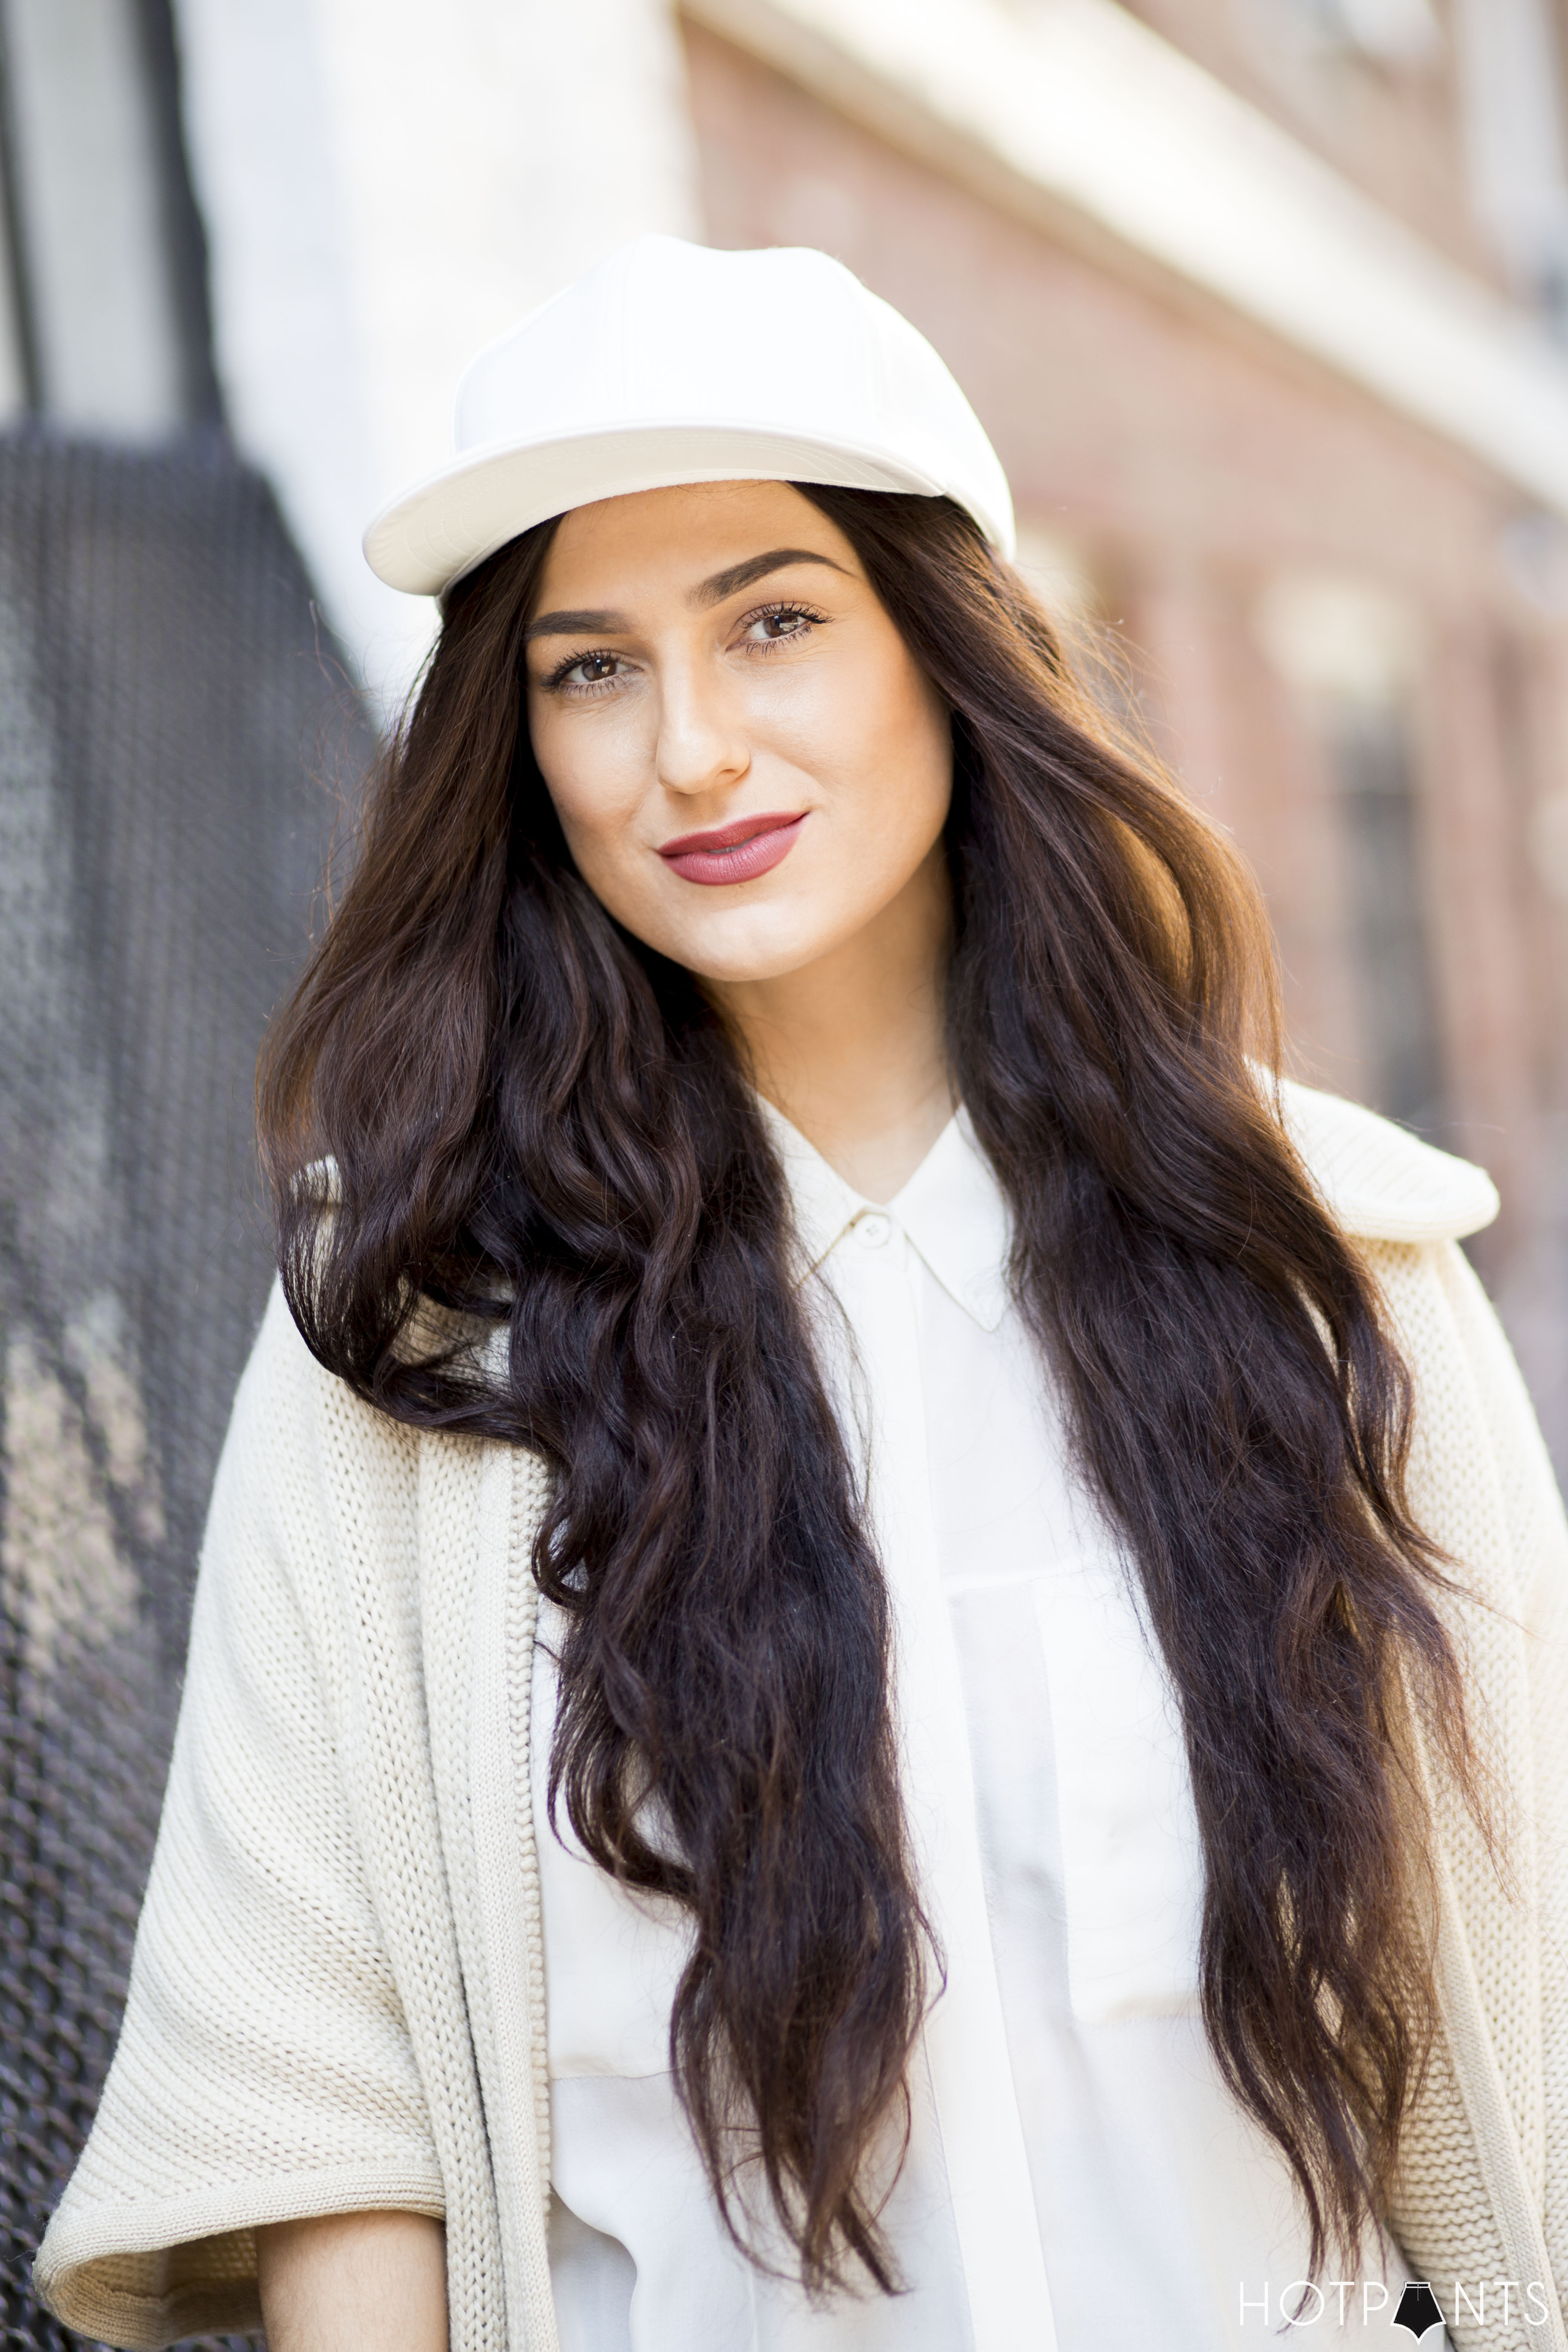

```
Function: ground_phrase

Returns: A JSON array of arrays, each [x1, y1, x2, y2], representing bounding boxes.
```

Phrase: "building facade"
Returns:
[[678, 0, 1568, 1453]]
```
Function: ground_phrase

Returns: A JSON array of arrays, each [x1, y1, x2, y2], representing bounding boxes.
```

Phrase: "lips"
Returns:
[[656, 810, 807, 887]]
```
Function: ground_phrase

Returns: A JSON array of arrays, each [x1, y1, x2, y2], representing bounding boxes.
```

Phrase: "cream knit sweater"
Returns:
[[31, 1082, 1568, 2352]]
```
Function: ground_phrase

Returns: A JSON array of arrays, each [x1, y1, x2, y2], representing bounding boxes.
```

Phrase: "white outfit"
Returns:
[[43, 1078, 1562, 2352], [536, 1104, 1445, 2351]]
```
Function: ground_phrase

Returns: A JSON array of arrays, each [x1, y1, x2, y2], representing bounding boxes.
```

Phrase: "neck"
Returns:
[[707, 843, 956, 1203]]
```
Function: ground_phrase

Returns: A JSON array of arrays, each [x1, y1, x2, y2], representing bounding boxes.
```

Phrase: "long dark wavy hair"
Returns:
[[259, 485, 1472, 2294]]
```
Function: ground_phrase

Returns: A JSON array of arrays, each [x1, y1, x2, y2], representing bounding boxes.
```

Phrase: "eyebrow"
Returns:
[[525, 547, 849, 642], [694, 546, 849, 606]]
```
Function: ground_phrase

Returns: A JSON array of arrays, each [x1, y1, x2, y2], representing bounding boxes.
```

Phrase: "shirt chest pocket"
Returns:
[[531, 1609, 693, 2081], [1033, 1561, 1207, 2025]]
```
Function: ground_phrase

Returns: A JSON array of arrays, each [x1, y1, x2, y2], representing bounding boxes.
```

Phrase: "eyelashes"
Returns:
[[547, 648, 621, 691], [544, 600, 829, 695], [743, 600, 827, 646]]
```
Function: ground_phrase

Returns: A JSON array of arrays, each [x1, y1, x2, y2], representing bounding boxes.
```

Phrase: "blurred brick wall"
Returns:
[[681, 11, 1568, 1458]]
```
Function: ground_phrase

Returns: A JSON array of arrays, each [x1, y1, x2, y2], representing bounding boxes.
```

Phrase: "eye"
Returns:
[[549, 649, 625, 692], [741, 602, 823, 649]]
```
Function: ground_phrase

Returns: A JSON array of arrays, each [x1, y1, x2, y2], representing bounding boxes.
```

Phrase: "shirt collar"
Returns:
[[755, 1096, 1013, 1332]]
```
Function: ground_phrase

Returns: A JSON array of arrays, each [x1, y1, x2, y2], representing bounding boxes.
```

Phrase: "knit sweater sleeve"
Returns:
[[1430, 1240, 1568, 2291], [1363, 1233, 1568, 2339], [32, 1283, 446, 2352]]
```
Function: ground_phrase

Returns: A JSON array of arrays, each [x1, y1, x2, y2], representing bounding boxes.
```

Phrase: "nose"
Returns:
[[654, 655, 750, 800]]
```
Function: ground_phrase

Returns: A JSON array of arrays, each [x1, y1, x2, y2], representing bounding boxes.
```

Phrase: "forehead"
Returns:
[[535, 480, 858, 602]]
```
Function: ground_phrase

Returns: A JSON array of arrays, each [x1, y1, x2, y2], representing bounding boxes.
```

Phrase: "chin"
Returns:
[[666, 919, 836, 987]]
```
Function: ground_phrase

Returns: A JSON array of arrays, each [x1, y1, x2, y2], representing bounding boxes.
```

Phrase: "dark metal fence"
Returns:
[[0, 426, 363, 2347]]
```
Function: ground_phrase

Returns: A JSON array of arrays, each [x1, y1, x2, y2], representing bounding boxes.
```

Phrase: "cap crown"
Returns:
[[365, 235, 1014, 594]]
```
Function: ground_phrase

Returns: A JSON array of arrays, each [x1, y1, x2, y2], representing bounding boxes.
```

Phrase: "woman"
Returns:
[[34, 237, 1568, 2352]]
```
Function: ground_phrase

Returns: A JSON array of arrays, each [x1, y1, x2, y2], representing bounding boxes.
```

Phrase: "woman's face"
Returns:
[[524, 481, 953, 985]]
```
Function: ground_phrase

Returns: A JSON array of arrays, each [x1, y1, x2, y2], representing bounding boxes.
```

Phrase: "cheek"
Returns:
[[821, 654, 952, 860], [529, 707, 642, 879]]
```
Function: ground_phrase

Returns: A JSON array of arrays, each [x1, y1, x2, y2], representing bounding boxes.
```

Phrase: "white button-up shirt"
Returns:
[[534, 1107, 1440, 2350]]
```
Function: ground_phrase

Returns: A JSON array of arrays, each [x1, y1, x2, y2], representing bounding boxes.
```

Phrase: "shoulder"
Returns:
[[211, 1279, 426, 1569], [1275, 1077, 1498, 1246], [235, 1275, 410, 1444], [1272, 1091, 1565, 1628]]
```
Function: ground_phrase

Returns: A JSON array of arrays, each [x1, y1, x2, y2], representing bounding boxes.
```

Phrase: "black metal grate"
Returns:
[[0, 425, 365, 2347]]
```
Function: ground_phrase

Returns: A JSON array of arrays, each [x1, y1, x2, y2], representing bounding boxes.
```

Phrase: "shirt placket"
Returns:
[[824, 1207, 1059, 2352]]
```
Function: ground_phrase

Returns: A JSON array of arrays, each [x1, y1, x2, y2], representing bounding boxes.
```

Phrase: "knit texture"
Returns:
[[1372, 1236, 1568, 2352], [31, 1084, 1568, 2352]]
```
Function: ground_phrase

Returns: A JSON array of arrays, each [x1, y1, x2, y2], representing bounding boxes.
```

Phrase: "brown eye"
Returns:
[[746, 607, 815, 646], [557, 651, 622, 687]]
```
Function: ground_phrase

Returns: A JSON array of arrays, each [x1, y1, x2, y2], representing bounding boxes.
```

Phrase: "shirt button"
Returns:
[[855, 1213, 891, 1249]]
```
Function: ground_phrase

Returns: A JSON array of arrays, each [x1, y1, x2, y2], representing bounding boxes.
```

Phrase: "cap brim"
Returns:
[[362, 423, 950, 595]]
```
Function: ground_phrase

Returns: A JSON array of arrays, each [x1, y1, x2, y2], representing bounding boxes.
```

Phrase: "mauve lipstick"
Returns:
[[657, 810, 807, 887]]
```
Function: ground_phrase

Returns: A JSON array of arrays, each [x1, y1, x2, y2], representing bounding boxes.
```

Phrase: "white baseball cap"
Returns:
[[363, 234, 1016, 596]]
